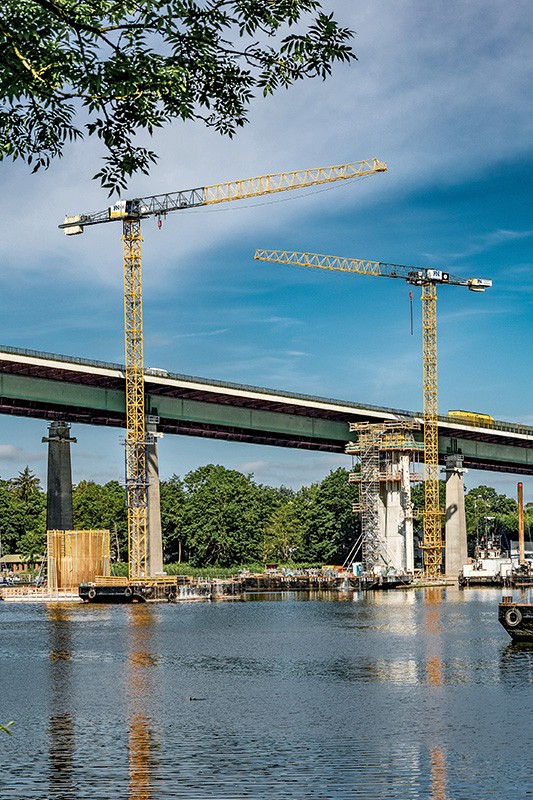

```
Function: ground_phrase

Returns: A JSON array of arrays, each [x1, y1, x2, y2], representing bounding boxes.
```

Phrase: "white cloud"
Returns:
[[170, 328, 228, 340], [428, 229, 533, 263], [0, 444, 25, 461], [1, 0, 531, 285], [0, 444, 45, 467]]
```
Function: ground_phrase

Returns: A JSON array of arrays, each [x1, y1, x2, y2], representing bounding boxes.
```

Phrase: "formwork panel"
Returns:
[[47, 529, 110, 591]]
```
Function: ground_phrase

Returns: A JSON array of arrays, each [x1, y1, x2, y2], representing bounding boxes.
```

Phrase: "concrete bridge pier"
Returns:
[[378, 453, 415, 572], [444, 454, 468, 577], [42, 416, 164, 576], [146, 417, 164, 576], [42, 421, 76, 531]]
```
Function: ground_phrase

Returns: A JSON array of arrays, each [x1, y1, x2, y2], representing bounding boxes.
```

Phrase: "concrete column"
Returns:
[[444, 455, 468, 577], [42, 421, 76, 531], [378, 453, 414, 572], [146, 419, 164, 575]]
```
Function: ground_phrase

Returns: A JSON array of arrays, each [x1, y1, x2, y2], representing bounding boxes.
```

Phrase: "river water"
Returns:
[[1, 586, 531, 800]]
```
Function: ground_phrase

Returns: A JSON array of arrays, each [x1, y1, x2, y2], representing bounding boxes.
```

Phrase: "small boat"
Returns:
[[498, 596, 533, 641]]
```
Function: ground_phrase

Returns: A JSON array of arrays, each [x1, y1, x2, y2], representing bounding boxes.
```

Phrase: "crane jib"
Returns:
[[59, 158, 388, 233], [253, 250, 492, 290]]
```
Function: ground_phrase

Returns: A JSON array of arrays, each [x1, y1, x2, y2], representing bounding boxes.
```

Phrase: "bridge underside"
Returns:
[[1, 347, 533, 475]]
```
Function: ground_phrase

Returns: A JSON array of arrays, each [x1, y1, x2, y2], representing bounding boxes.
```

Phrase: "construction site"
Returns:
[[0, 156, 497, 601]]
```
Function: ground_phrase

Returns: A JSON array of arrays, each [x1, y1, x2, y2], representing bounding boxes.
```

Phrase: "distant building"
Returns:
[[0, 553, 44, 572]]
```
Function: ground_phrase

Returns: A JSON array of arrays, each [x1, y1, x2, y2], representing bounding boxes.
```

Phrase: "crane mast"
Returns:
[[420, 283, 441, 576], [122, 219, 147, 579], [61, 159, 387, 581], [253, 249, 491, 577]]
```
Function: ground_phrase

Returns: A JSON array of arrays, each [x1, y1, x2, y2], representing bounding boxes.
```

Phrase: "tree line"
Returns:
[[0, 464, 359, 568], [0, 464, 529, 569]]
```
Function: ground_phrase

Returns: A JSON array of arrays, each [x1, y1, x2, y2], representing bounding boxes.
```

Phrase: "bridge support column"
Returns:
[[42, 421, 76, 531], [444, 455, 467, 577], [378, 453, 414, 572], [146, 418, 164, 576]]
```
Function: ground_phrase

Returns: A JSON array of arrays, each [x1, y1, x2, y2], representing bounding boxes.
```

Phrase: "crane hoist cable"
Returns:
[[253, 249, 492, 577], [59, 158, 387, 581]]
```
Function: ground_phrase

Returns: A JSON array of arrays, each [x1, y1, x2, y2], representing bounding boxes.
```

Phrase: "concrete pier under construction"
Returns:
[[378, 452, 415, 572], [347, 421, 423, 575], [146, 417, 164, 576]]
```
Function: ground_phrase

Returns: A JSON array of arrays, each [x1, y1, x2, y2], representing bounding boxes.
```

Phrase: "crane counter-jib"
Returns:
[[59, 158, 387, 234]]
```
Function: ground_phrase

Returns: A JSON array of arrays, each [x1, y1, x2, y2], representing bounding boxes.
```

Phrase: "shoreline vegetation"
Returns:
[[0, 464, 527, 575]]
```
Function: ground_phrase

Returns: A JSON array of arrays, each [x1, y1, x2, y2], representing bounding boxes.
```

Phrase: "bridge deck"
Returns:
[[1, 345, 532, 474]]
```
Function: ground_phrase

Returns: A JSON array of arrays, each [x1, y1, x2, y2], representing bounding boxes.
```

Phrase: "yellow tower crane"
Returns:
[[253, 249, 492, 577], [59, 158, 387, 581]]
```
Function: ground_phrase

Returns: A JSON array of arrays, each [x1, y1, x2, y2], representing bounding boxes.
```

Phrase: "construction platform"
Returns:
[[79, 575, 244, 603]]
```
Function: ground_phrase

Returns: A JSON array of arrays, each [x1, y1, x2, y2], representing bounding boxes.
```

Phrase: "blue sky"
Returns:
[[0, 0, 532, 499]]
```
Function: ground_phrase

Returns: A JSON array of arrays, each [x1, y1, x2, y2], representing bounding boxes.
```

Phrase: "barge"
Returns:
[[79, 575, 243, 603], [498, 596, 533, 641]]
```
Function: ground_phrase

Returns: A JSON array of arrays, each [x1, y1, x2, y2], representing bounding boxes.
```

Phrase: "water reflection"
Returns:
[[127, 604, 159, 800], [423, 589, 451, 800], [430, 746, 452, 800], [47, 604, 77, 800], [423, 588, 445, 686], [499, 641, 533, 685], [4, 588, 527, 799]]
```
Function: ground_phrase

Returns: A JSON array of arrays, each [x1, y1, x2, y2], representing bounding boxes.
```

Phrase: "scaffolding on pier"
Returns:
[[345, 421, 423, 573]]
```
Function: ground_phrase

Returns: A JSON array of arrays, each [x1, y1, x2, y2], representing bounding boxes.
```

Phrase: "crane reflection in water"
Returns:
[[424, 587, 451, 800], [46, 602, 159, 800], [127, 604, 159, 800]]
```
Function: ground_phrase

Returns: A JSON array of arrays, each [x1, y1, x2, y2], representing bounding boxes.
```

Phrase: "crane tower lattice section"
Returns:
[[421, 283, 442, 576], [123, 219, 148, 580]]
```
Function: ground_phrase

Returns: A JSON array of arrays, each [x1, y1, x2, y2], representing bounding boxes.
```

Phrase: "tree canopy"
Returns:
[[0, 1, 355, 192], [2, 464, 527, 572]]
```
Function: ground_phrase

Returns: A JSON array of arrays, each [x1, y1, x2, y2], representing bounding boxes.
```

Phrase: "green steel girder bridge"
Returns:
[[0, 345, 532, 475]]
